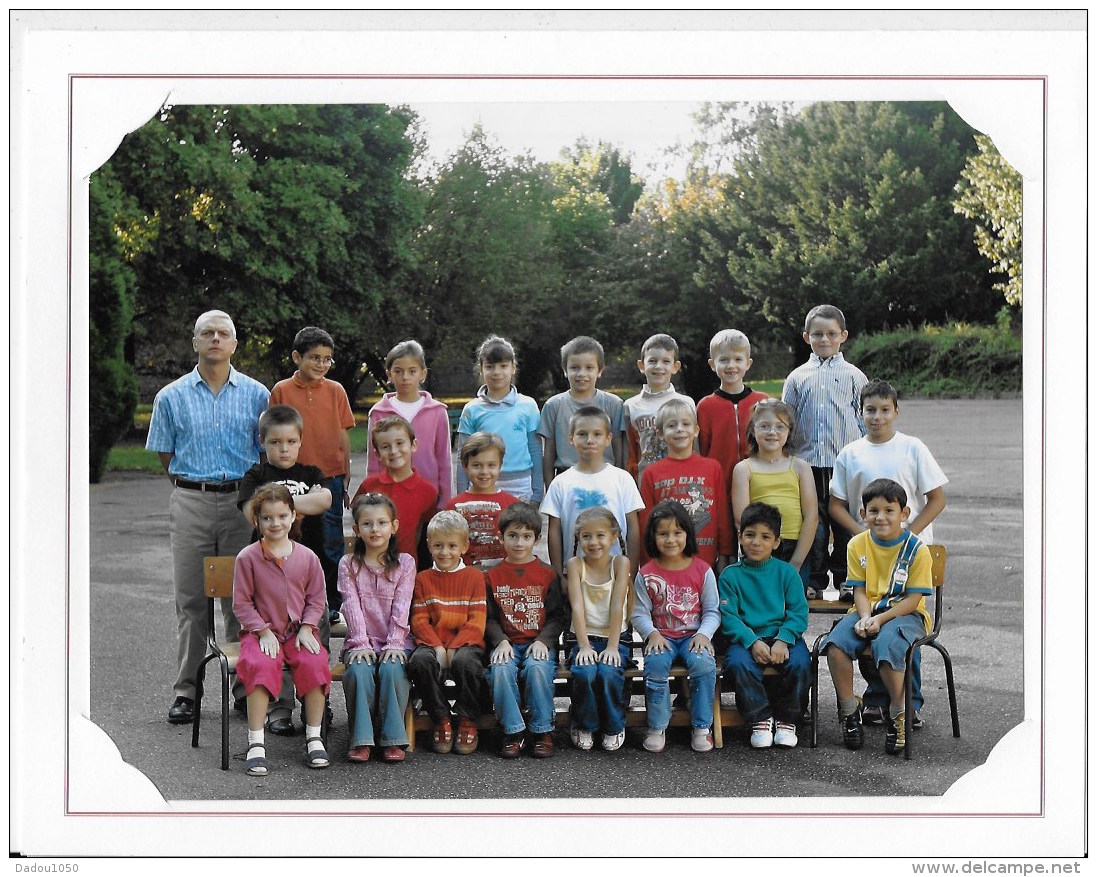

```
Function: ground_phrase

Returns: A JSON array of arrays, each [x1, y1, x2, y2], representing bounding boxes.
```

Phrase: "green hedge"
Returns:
[[845, 322, 1021, 397]]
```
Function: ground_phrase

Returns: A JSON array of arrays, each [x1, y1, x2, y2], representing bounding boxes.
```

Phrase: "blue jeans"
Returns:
[[323, 475, 346, 610], [568, 636, 630, 735], [642, 635, 717, 731], [723, 638, 810, 724], [487, 643, 557, 735], [343, 652, 412, 748]]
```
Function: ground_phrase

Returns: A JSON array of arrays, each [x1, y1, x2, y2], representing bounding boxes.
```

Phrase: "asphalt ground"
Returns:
[[88, 399, 1023, 804]]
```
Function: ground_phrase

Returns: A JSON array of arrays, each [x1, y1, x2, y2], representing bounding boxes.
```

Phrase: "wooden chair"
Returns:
[[809, 543, 960, 759], [191, 556, 240, 770]]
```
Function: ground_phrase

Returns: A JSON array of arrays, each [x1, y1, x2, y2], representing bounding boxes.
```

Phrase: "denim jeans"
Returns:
[[487, 643, 557, 734], [322, 474, 346, 611], [568, 636, 630, 735], [723, 637, 810, 724], [642, 635, 717, 731], [343, 652, 411, 747], [823, 612, 925, 712]]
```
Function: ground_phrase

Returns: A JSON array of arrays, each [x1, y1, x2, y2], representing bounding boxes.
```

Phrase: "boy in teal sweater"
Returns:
[[718, 502, 810, 748]]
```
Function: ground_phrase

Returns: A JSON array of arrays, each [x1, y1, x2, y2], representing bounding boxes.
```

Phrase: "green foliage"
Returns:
[[953, 134, 1023, 308], [693, 101, 1001, 347], [844, 322, 1021, 397], [101, 103, 424, 399], [105, 443, 163, 474], [89, 165, 140, 483]]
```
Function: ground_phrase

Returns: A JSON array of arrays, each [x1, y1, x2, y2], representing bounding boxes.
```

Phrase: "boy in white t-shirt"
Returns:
[[541, 406, 645, 578], [828, 378, 947, 725]]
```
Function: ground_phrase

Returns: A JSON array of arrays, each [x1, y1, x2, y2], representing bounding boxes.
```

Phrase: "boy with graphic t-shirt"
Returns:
[[484, 502, 569, 758], [446, 431, 519, 568], [622, 333, 695, 483], [639, 397, 732, 572]]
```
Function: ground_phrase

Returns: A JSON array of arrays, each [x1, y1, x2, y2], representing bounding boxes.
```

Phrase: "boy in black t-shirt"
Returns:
[[236, 404, 333, 735]]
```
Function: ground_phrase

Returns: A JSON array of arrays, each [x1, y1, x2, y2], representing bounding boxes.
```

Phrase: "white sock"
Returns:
[[305, 725, 323, 752], [247, 729, 264, 753]]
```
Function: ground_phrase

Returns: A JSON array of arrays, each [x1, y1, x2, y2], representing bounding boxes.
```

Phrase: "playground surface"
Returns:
[[87, 399, 1025, 808]]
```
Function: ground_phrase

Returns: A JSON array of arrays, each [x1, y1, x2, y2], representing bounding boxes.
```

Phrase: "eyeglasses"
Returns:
[[755, 423, 790, 433], [304, 354, 335, 367], [808, 331, 843, 341]]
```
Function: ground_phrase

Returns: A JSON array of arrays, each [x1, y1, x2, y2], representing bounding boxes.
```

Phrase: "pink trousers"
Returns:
[[237, 633, 331, 699]]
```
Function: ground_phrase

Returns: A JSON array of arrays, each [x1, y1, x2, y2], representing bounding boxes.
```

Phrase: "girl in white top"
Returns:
[[565, 506, 632, 752]]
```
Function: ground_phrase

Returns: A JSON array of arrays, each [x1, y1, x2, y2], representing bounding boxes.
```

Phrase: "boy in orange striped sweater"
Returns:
[[406, 510, 488, 755]]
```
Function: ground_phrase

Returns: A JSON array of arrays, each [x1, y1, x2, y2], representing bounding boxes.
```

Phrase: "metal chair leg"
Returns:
[[928, 640, 961, 738], [218, 653, 229, 770]]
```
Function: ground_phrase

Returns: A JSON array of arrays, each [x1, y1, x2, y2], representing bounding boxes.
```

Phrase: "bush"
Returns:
[[845, 322, 1021, 398]]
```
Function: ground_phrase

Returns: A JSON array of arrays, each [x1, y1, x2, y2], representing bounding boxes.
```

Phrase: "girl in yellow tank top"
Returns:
[[730, 399, 819, 593]]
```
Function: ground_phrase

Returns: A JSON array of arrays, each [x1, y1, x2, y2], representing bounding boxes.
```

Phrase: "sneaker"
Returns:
[[643, 727, 666, 753], [691, 727, 714, 753], [863, 705, 923, 728], [602, 730, 625, 752], [841, 709, 864, 751], [839, 583, 854, 603], [569, 726, 593, 751], [750, 718, 774, 748], [773, 721, 798, 748], [500, 731, 526, 758], [885, 712, 907, 755], [531, 732, 555, 758], [861, 704, 886, 725]]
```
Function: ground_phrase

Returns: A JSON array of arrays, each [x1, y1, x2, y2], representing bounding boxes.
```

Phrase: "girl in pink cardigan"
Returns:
[[233, 483, 332, 777], [364, 340, 453, 506], [337, 492, 417, 763]]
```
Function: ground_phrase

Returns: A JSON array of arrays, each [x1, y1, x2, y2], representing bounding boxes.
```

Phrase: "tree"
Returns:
[[97, 103, 424, 404], [693, 101, 1001, 346], [953, 134, 1023, 309], [88, 164, 140, 482], [410, 126, 564, 396]]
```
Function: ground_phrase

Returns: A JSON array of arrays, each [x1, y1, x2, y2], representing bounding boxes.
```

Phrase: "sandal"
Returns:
[[432, 717, 454, 754], [306, 735, 330, 769], [453, 717, 479, 755], [246, 744, 267, 777]]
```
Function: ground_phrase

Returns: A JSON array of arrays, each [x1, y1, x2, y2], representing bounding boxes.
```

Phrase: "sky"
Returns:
[[407, 100, 705, 185]]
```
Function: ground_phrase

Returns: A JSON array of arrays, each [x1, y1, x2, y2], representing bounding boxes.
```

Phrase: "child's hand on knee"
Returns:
[[689, 633, 714, 655], [491, 640, 514, 665], [258, 629, 279, 659], [296, 625, 320, 655], [346, 648, 375, 665], [527, 640, 550, 661], [381, 648, 406, 664], [575, 645, 598, 666], [599, 645, 622, 667], [644, 631, 669, 656]]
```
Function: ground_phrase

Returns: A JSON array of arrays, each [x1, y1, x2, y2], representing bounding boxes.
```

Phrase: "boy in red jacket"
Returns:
[[406, 511, 487, 755], [697, 329, 768, 491]]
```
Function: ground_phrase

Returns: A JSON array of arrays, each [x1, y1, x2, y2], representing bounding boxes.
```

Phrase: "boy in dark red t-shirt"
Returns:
[[484, 502, 569, 758]]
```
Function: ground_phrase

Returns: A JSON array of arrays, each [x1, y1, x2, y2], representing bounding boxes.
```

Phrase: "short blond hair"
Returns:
[[709, 328, 751, 358], [426, 509, 469, 540]]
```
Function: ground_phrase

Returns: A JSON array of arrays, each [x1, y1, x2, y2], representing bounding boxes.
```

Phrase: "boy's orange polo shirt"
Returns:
[[270, 374, 355, 477]]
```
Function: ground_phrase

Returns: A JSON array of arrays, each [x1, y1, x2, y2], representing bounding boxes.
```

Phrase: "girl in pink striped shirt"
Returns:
[[337, 492, 417, 763]]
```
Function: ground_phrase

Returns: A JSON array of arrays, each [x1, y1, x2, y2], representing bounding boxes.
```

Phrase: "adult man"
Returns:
[[146, 310, 269, 723]]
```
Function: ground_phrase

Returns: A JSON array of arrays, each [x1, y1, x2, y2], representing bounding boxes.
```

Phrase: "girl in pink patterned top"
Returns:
[[337, 492, 417, 763]]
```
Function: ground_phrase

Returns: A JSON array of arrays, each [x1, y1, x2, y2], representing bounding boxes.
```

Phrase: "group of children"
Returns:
[[229, 304, 948, 776]]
